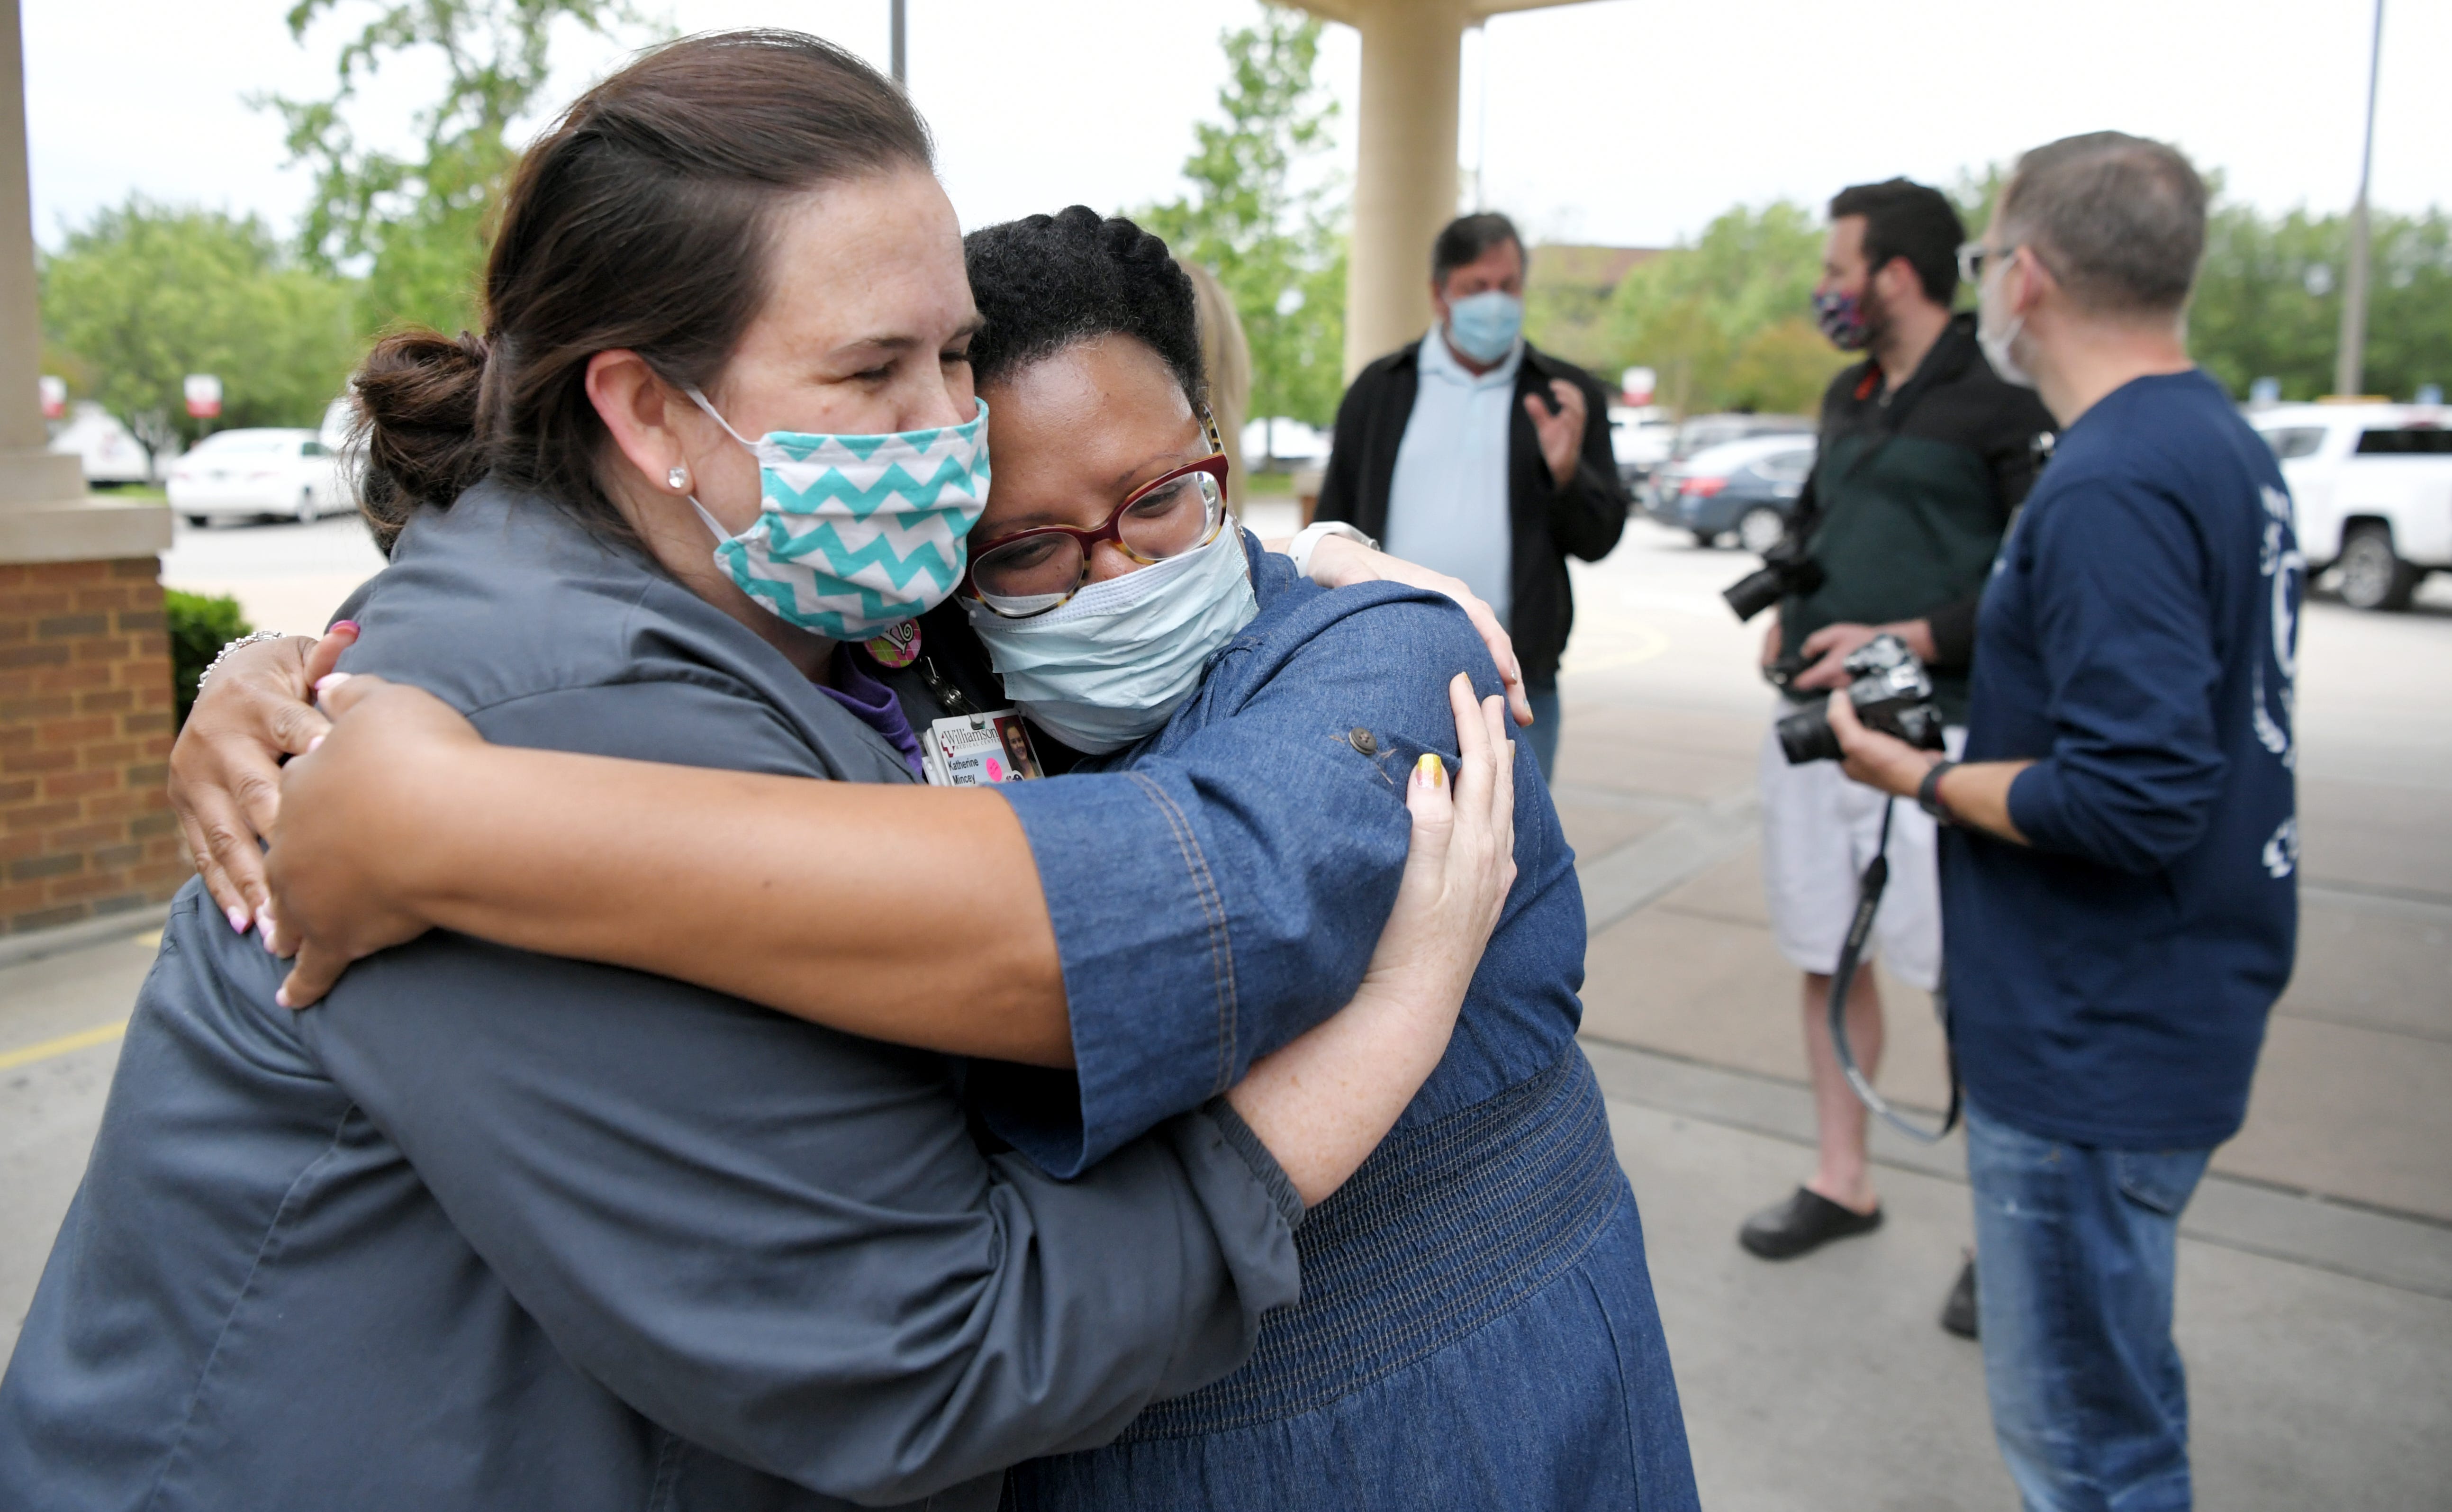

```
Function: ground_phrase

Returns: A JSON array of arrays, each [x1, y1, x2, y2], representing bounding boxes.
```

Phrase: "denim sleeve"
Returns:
[[987, 587, 1507, 1177], [2004, 474, 2228, 873], [302, 682, 1299, 1504]]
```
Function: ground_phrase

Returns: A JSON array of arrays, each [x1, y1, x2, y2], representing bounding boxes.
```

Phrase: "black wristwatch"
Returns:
[[1917, 759, 1960, 824]]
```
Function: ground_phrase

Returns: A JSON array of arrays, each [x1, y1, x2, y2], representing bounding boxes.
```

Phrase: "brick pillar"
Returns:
[[0, 557, 183, 935]]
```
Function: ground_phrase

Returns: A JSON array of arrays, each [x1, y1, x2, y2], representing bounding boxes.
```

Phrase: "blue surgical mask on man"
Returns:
[[1445, 290, 1524, 366], [962, 525, 1259, 755]]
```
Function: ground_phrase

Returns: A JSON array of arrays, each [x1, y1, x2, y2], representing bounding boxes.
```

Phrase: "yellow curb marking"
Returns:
[[0, 1021, 129, 1073]]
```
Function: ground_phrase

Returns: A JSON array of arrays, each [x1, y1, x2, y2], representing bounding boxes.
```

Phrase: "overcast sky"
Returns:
[[24, 0, 2447, 255]]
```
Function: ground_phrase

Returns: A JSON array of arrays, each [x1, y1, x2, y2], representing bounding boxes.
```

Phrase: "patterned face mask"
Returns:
[[685, 387, 990, 641], [1813, 289, 1872, 352]]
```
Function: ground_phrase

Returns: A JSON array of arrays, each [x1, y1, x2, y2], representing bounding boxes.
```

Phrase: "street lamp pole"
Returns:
[[2333, 0, 2383, 398], [890, 0, 906, 86]]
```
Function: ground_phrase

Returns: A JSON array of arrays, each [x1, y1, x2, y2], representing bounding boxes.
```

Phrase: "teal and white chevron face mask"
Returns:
[[685, 387, 990, 641]]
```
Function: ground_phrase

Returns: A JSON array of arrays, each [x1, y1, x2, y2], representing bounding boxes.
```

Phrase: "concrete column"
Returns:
[[2, 0, 183, 939], [1295, 0, 1600, 380], [0, 0, 75, 491], [1339, 0, 1466, 379], [1, 0, 163, 550]]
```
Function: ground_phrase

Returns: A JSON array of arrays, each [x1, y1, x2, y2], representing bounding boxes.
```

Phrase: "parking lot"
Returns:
[[6, 510, 2449, 1506]]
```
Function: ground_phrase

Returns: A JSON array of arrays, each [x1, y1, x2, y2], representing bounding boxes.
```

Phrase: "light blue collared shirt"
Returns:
[[1383, 326, 1520, 625]]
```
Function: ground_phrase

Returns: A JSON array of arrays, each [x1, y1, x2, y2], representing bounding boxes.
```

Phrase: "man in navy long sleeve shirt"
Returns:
[[1828, 133, 2298, 1512]]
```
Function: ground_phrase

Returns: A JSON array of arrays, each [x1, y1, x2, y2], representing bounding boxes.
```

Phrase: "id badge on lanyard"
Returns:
[[922, 709, 1045, 787]]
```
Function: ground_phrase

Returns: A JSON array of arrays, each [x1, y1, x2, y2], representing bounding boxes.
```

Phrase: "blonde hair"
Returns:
[[1178, 258, 1252, 509]]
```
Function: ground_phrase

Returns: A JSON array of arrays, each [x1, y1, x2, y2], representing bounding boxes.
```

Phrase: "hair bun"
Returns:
[[351, 327, 493, 549]]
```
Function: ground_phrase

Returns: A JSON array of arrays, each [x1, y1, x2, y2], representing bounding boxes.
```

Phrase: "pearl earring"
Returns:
[[667, 464, 689, 490]]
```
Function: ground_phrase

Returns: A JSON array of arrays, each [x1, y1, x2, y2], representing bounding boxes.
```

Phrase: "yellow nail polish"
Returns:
[[1417, 752, 1444, 787]]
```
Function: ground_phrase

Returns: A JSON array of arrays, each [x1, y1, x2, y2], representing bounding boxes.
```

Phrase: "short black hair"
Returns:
[[1827, 179, 1963, 307], [963, 206, 1205, 406], [1432, 212, 1525, 287]]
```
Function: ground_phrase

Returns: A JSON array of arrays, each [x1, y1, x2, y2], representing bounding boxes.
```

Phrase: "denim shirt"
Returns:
[[979, 538, 1587, 1176]]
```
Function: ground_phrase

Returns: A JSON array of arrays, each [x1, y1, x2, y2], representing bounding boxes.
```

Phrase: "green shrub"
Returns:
[[165, 589, 252, 728]]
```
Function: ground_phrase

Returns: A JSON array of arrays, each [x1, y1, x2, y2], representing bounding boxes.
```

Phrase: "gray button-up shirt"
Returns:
[[0, 484, 1298, 1512]]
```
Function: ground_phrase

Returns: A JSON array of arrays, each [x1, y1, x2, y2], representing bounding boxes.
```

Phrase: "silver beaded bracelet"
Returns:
[[196, 629, 291, 691]]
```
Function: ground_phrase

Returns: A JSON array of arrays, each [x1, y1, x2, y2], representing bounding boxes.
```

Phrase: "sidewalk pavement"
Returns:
[[4, 516, 2448, 1505], [1554, 521, 2452, 1507]]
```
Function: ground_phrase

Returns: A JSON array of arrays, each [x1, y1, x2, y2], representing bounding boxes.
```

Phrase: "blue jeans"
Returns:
[[1525, 684, 1560, 784], [1965, 1100, 2212, 1512]]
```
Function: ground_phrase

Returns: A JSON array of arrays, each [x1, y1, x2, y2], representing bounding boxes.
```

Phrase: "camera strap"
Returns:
[[1828, 798, 1963, 1144]]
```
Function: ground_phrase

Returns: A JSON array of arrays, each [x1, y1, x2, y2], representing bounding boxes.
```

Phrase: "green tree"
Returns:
[[37, 198, 361, 452], [2192, 206, 2451, 401], [1601, 201, 1842, 416], [1143, 6, 1347, 436], [263, 0, 654, 336]]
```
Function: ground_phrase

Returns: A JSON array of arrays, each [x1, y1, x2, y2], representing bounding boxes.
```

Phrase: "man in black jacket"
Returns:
[[1736, 182, 2054, 1336], [1313, 212, 1629, 780]]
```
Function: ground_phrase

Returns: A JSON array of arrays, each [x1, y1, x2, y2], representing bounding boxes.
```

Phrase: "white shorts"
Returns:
[[1757, 704, 1966, 992]]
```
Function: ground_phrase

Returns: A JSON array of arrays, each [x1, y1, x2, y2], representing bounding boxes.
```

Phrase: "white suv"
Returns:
[[2252, 403, 2452, 610]]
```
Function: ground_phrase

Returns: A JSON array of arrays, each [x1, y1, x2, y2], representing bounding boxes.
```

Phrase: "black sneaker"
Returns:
[[1940, 1253, 1979, 1339], [1737, 1186, 1883, 1259]]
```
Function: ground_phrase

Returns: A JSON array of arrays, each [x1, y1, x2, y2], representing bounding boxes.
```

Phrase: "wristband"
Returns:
[[1917, 759, 1960, 825], [1285, 520, 1376, 580]]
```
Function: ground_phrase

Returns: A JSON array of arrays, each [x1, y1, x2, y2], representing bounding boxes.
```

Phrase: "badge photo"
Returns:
[[923, 710, 1044, 788]]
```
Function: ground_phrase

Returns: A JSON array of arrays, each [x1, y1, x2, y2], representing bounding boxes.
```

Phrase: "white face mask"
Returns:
[[1977, 254, 2037, 389], [962, 525, 1259, 754]]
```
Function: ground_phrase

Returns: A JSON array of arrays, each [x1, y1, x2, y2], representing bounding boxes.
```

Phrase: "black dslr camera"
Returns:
[[1775, 634, 1947, 765], [1722, 536, 1824, 623]]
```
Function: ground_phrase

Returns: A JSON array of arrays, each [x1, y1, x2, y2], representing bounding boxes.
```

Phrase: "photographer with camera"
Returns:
[[1828, 133, 2298, 1510], [1729, 181, 2052, 1304]]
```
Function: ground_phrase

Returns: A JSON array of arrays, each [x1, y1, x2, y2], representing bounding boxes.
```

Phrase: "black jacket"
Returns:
[[1781, 312, 2057, 687], [1315, 338, 1629, 687]]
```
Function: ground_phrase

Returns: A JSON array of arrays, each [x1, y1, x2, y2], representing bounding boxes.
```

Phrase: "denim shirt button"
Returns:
[[1348, 727, 1378, 756]]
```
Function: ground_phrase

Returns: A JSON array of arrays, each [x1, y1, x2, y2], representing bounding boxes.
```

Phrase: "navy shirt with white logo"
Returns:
[[1945, 370, 2300, 1150]]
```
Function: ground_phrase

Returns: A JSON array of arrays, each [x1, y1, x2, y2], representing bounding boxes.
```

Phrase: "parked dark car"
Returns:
[[1644, 434, 1818, 552], [1669, 411, 1816, 462]]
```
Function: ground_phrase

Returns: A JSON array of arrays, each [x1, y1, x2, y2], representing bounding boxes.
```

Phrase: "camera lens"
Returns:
[[1776, 703, 1844, 765], [1723, 567, 1785, 623]]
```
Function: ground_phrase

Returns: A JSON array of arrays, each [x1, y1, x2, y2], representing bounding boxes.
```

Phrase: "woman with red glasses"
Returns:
[[175, 207, 1698, 1508]]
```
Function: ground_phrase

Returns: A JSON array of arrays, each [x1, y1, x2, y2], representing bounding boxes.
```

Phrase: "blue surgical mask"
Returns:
[[687, 388, 990, 641], [963, 525, 1259, 754], [1444, 290, 1523, 365]]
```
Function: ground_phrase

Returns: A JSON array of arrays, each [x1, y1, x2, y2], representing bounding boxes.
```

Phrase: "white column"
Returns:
[[1339, 0, 1467, 379], [0, 0, 168, 558]]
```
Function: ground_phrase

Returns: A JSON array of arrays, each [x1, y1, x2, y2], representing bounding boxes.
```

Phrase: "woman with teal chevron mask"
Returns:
[[35, 32, 1530, 1512], [174, 201, 1697, 1508]]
